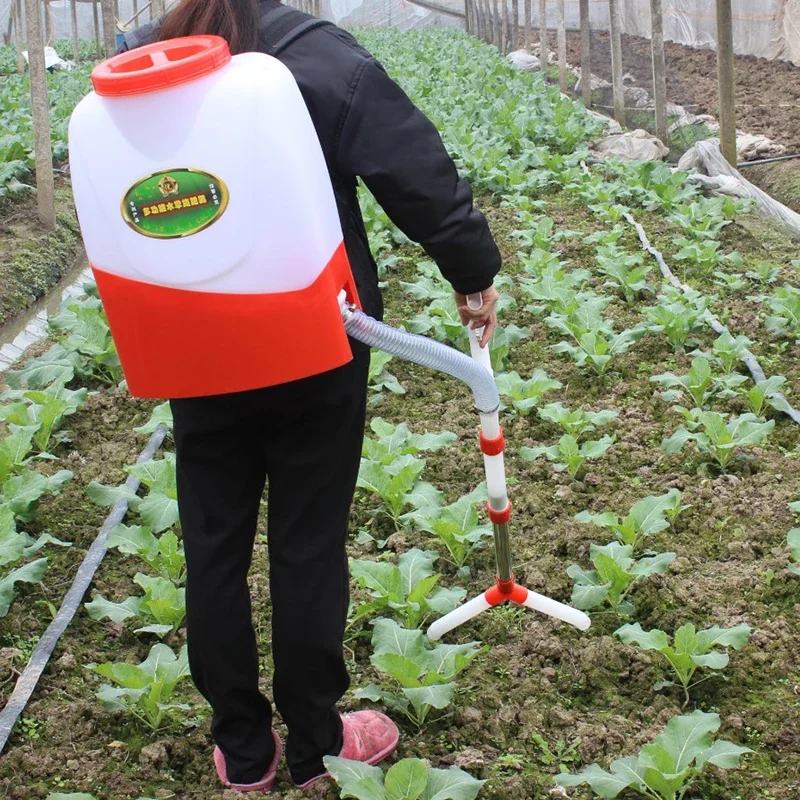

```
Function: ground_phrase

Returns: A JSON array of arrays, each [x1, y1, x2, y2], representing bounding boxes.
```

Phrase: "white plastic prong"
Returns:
[[426, 593, 491, 641], [522, 590, 591, 631]]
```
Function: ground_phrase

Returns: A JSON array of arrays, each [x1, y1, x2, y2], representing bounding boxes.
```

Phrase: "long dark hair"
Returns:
[[158, 0, 261, 54]]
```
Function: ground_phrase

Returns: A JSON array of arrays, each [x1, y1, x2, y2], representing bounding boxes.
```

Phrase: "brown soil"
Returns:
[[1, 192, 799, 799], [559, 29, 800, 153]]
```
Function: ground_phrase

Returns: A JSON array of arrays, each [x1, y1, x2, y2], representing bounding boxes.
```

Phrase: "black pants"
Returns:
[[170, 350, 369, 785]]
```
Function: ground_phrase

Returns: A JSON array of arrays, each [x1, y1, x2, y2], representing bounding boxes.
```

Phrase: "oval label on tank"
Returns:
[[121, 168, 229, 239]]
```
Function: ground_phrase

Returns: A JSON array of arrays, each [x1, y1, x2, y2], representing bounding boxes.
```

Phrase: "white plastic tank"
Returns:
[[69, 35, 360, 399]]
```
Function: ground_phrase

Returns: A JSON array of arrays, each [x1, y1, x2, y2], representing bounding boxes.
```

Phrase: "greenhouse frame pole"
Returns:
[[608, 0, 625, 125], [70, 0, 79, 62], [579, 0, 591, 107], [24, 0, 56, 228], [715, 0, 737, 166], [538, 0, 546, 63], [102, 0, 116, 58], [650, 0, 668, 143], [557, 0, 566, 92], [14, 0, 25, 73]]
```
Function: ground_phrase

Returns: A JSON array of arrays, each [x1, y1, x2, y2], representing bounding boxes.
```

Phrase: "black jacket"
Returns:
[[125, 3, 501, 320]]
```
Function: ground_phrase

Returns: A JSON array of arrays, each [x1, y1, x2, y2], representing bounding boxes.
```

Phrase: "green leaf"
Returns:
[[385, 759, 428, 800], [352, 560, 404, 605], [134, 402, 173, 434], [138, 493, 180, 533], [695, 739, 752, 770], [556, 757, 643, 798], [0, 557, 48, 616], [615, 623, 670, 651], [421, 766, 485, 800], [84, 594, 142, 623], [323, 756, 386, 800], [654, 710, 719, 772]]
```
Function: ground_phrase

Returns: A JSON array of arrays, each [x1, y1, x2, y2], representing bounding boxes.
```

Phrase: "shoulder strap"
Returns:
[[259, 3, 332, 56], [122, 16, 166, 51]]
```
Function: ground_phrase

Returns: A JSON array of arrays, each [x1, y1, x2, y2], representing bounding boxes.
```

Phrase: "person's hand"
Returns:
[[454, 286, 499, 348]]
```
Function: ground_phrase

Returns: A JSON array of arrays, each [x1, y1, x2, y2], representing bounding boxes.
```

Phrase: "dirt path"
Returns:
[[562, 30, 800, 152]]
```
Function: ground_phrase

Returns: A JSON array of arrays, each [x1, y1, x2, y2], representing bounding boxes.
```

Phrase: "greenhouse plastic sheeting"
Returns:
[[2, 0, 798, 62]]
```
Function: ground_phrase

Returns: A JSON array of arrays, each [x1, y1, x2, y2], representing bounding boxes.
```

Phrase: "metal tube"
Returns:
[[493, 522, 513, 582]]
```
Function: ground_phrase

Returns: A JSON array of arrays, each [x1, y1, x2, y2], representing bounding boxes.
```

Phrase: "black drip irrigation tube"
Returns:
[[0, 424, 170, 753]]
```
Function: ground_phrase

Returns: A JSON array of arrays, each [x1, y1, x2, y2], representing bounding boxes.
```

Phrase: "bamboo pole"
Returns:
[[70, 0, 79, 62], [538, 0, 547, 64], [524, 0, 530, 48], [715, 0, 737, 166], [557, 0, 567, 92], [14, 0, 25, 73], [101, 0, 116, 57], [650, 0, 668, 143], [579, 0, 591, 107], [608, 0, 625, 125], [93, 0, 101, 57], [25, 0, 56, 228], [511, 0, 518, 51], [43, 0, 51, 43]]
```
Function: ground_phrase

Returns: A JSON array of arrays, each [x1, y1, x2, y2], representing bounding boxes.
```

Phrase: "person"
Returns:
[[121, 0, 502, 792]]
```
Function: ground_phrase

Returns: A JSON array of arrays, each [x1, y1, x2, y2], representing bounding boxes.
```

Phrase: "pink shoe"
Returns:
[[214, 728, 283, 793], [295, 711, 400, 790]]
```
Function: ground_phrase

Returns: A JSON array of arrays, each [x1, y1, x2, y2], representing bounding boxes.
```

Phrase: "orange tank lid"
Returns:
[[91, 35, 231, 97]]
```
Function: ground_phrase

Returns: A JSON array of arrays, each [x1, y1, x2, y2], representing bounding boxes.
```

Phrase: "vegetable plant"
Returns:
[[788, 528, 800, 576], [85, 572, 186, 637], [88, 453, 179, 533], [538, 402, 618, 439], [615, 622, 751, 706], [368, 351, 405, 401], [134, 402, 173, 434], [567, 542, 675, 615], [708, 332, 751, 374], [662, 411, 774, 470], [551, 326, 644, 375], [495, 369, 561, 415], [350, 548, 466, 629], [357, 454, 439, 530], [650, 357, 744, 409], [521, 434, 614, 479], [356, 617, 484, 727], [736, 375, 792, 418], [323, 757, 484, 800], [555, 710, 751, 799], [575, 489, 684, 550], [595, 243, 652, 302], [758, 285, 800, 342], [643, 288, 709, 350], [404, 485, 492, 568], [362, 418, 456, 465], [86, 643, 192, 731], [106, 524, 186, 584]]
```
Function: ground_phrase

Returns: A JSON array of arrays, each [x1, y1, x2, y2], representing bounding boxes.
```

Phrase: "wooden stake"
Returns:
[[715, 0, 737, 166], [70, 0, 79, 62], [492, 0, 500, 48], [579, 0, 591, 107], [14, 0, 25, 74], [524, 0, 530, 48], [25, 0, 56, 228], [502, 0, 510, 53], [650, 0, 668, 144], [557, 0, 567, 92], [511, 0, 518, 51], [538, 0, 546, 63], [93, 0, 101, 58], [101, 0, 116, 57], [608, 0, 625, 125]]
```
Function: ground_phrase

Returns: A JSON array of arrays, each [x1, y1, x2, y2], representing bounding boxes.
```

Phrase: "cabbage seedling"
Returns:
[[521, 434, 614, 479], [556, 710, 751, 799], [350, 548, 465, 629], [495, 369, 562, 416], [575, 489, 683, 550], [567, 542, 675, 615], [106, 524, 186, 584], [357, 617, 484, 727], [788, 529, 800, 576], [615, 621, 751, 706], [538, 402, 618, 439], [324, 756, 484, 800], [662, 411, 774, 470], [86, 643, 192, 731]]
